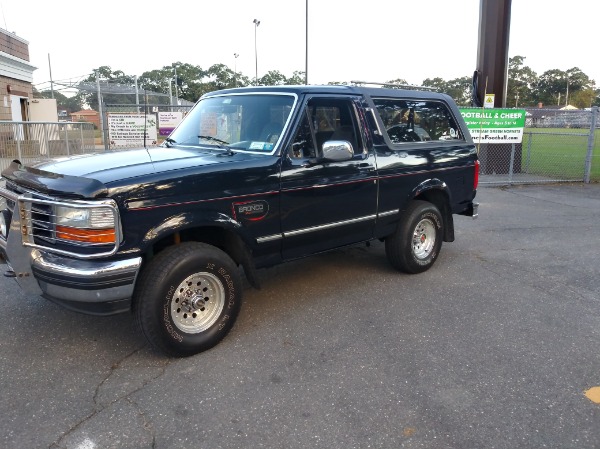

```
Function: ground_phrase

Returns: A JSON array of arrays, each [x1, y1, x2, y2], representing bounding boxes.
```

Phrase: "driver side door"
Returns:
[[279, 96, 377, 260]]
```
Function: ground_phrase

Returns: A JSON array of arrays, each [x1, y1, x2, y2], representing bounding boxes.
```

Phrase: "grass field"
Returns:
[[478, 128, 600, 182]]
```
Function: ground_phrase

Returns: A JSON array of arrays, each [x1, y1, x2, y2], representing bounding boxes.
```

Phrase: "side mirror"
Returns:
[[322, 140, 354, 162]]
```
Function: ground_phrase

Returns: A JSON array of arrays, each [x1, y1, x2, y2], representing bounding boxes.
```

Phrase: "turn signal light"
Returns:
[[56, 226, 116, 244]]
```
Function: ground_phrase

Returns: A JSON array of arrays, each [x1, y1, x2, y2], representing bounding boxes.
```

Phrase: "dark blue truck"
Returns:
[[0, 85, 479, 356]]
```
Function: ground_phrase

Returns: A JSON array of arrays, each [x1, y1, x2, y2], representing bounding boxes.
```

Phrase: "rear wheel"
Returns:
[[133, 242, 242, 357], [385, 200, 443, 274]]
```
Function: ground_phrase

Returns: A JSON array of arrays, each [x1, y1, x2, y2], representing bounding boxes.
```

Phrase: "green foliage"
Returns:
[[73, 56, 597, 110], [37, 89, 83, 112], [507, 56, 538, 107]]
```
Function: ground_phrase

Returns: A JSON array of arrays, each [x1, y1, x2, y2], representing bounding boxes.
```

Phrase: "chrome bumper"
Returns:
[[0, 190, 141, 314]]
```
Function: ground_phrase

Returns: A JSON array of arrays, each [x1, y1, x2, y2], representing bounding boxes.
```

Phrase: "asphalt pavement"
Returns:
[[1, 183, 599, 449]]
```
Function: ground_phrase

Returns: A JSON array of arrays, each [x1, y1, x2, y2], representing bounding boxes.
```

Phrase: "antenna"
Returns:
[[1, 3, 8, 30]]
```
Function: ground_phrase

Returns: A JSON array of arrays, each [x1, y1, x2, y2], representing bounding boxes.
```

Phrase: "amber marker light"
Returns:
[[56, 226, 116, 244]]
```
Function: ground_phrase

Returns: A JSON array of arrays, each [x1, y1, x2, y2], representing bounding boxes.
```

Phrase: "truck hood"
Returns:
[[1, 146, 253, 199]]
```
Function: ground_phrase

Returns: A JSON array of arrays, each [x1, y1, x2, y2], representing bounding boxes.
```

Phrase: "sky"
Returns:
[[2, 0, 599, 95]]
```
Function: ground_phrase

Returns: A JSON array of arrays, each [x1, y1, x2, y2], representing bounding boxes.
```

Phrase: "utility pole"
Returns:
[[173, 65, 179, 105], [253, 19, 260, 85], [48, 54, 54, 99], [234, 53, 239, 87], [475, 0, 512, 107], [95, 71, 106, 149], [305, 0, 308, 85]]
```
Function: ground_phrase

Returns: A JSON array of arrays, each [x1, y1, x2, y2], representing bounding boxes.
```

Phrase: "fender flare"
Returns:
[[408, 178, 455, 242]]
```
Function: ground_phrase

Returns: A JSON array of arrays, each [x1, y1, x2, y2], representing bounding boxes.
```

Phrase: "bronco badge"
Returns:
[[232, 200, 269, 221]]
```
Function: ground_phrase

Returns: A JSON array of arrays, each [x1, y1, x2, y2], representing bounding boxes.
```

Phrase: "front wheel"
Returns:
[[385, 200, 443, 274], [133, 242, 243, 357]]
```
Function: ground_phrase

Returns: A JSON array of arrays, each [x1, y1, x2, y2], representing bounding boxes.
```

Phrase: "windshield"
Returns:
[[167, 93, 296, 154]]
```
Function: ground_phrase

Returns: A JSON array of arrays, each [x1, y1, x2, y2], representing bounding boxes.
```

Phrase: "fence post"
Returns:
[[584, 106, 598, 183], [508, 143, 515, 184], [525, 131, 532, 173], [42, 123, 49, 158], [14, 124, 22, 160], [80, 124, 84, 152], [65, 124, 70, 156]]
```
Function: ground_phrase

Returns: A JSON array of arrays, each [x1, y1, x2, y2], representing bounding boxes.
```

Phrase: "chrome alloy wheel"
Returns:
[[412, 218, 436, 260], [171, 272, 225, 333]]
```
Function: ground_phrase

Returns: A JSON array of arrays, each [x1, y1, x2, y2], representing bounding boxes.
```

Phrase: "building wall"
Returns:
[[0, 78, 33, 121], [0, 31, 30, 61], [0, 28, 36, 122]]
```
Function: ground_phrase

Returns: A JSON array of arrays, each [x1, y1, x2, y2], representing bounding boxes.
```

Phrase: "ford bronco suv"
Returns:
[[0, 84, 479, 357]]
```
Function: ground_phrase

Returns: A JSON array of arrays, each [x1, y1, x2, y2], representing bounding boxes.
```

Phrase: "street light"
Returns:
[[305, 0, 308, 85], [233, 53, 239, 87], [253, 19, 260, 85]]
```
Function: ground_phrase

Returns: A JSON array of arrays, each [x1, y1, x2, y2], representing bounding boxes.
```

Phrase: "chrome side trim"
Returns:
[[284, 214, 377, 238], [256, 234, 283, 243], [378, 209, 399, 218]]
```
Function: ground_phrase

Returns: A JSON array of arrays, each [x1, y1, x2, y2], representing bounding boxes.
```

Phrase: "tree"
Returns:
[[258, 70, 287, 86], [507, 56, 538, 107], [445, 76, 473, 106], [38, 89, 83, 113], [76, 66, 139, 109], [422, 76, 472, 106], [534, 67, 592, 107], [286, 71, 306, 85]]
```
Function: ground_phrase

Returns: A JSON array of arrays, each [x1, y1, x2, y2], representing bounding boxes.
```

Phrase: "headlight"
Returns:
[[0, 197, 7, 239], [0, 210, 6, 239], [54, 205, 116, 244]]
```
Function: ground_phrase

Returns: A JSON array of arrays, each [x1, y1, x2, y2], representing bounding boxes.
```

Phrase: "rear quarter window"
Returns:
[[373, 98, 464, 144]]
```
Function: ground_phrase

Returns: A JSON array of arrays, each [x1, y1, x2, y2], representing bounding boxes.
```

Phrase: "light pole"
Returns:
[[233, 53, 239, 87], [305, 0, 308, 85], [253, 19, 260, 85]]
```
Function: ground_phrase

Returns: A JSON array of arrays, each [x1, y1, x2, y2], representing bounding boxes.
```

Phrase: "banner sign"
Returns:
[[108, 113, 157, 147], [158, 111, 183, 136], [459, 108, 526, 144]]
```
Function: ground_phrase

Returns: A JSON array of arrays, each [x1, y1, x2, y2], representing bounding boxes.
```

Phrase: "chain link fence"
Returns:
[[101, 103, 194, 150], [2, 106, 598, 185], [0, 121, 96, 173], [478, 106, 599, 185]]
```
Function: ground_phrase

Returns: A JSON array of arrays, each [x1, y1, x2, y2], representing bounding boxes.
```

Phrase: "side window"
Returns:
[[288, 98, 362, 159], [373, 98, 463, 144]]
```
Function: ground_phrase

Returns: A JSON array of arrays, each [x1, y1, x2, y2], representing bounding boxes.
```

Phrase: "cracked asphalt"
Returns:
[[1, 183, 599, 449]]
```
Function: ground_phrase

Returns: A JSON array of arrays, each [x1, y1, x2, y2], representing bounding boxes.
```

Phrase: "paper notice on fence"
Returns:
[[459, 108, 526, 144], [108, 113, 158, 147], [158, 111, 183, 136]]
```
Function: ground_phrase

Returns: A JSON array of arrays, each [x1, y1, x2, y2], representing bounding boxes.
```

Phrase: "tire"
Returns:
[[133, 242, 243, 357], [385, 200, 443, 274]]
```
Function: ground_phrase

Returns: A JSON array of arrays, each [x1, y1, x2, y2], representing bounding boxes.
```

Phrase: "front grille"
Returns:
[[0, 182, 121, 259], [31, 202, 54, 242]]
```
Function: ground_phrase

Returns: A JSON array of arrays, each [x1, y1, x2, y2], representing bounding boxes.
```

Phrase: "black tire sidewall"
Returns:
[[385, 201, 443, 273], [135, 243, 242, 357], [406, 205, 443, 272]]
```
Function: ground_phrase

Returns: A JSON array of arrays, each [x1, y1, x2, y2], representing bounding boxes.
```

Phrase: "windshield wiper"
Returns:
[[198, 135, 230, 146], [197, 135, 236, 156], [164, 137, 176, 148]]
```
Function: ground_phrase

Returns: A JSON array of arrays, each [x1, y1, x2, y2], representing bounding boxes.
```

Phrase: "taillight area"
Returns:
[[474, 160, 480, 190]]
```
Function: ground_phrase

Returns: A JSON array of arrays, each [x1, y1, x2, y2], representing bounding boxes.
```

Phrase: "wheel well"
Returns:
[[149, 226, 247, 266], [413, 189, 455, 242]]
